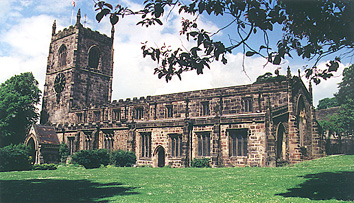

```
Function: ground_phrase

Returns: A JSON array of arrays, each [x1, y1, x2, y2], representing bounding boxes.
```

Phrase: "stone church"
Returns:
[[26, 10, 323, 167]]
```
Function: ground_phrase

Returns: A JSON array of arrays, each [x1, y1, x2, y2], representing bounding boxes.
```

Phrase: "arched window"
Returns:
[[276, 123, 286, 160], [88, 46, 100, 69], [58, 45, 67, 67]]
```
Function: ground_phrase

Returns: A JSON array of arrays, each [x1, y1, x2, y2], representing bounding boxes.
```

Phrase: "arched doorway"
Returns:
[[276, 123, 286, 161], [156, 146, 165, 167], [27, 137, 36, 165]]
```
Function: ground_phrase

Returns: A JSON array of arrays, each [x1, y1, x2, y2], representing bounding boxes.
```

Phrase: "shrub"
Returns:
[[32, 163, 57, 170], [71, 149, 110, 169], [0, 144, 32, 172], [111, 150, 136, 167], [72, 150, 100, 169], [191, 158, 210, 168], [58, 143, 69, 163], [96, 149, 110, 166]]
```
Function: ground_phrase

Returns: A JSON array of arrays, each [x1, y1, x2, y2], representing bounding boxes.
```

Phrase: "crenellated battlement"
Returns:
[[34, 10, 322, 167]]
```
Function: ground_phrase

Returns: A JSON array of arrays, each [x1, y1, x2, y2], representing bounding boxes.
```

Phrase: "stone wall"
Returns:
[[39, 17, 323, 167]]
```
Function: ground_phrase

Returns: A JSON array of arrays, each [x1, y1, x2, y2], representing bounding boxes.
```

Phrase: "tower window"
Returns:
[[58, 45, 67, 67], [88, 46, 100, 69]]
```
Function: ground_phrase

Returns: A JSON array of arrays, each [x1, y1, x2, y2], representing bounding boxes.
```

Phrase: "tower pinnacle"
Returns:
[[76, 9, 81, 25], [52, 20, 56, 36]]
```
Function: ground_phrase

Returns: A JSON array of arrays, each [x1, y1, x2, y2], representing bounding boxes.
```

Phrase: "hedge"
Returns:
[[191, 158, 210, 168], [71, 149, 110, 169], [111, 150, 136, 167]]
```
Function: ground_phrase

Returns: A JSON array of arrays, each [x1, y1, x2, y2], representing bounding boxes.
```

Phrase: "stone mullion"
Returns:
[[182, 119, 192, 167], [211, 117, 221, 167]]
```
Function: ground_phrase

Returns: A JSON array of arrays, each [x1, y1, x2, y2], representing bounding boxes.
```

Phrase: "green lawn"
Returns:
[[0, 155, 353, 202]]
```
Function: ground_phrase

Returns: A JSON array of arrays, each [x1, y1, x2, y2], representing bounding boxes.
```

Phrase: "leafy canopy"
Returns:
[[317, 97, 339, 110], [335, 64, 354, 135], [94, 0, 354, 83], [0, 72, 41, 147], [319, 64, 354, 138]]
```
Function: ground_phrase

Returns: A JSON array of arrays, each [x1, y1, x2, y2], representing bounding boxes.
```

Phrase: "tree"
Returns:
[[94, 0, 354, 83], [317, 97, 339, 110], [318, 114, 344, 154], [0, 144, 32, 172], [0, 72, 41, 147], [335, 64, 354, 136]]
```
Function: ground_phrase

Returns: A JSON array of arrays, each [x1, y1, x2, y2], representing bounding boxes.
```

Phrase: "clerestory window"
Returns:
[[166, 105, 173, 118], [242, 98, 253, 112], [201, 101, 210, 116], [135, 107, 144, 120], [113, 109, 120, 121], [94, 111, 101, 122]]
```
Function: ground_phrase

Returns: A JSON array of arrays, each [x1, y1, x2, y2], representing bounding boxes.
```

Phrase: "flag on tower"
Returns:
[[71, 0, 75, 24]]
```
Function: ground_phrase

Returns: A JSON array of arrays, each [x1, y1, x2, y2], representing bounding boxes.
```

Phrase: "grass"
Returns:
[[0, 155, 353, 202]]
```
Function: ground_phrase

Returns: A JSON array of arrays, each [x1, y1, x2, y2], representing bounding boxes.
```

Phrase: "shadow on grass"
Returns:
[[0, 179, 139, 202], [277, 171, 354, 201]]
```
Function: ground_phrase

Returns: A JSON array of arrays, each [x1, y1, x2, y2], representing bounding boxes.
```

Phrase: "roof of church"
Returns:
[[33, 125, 60, 145], [316, 106, 341, 121]]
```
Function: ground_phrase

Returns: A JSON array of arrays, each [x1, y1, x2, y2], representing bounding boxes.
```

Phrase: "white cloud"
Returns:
[[0, 15, 57, 97], [0, 0, 344, 111], [100, 5, 291, 100], [2, 15, 53, 57], [33, 0, 74, 14], [309, 61, 346, 107]]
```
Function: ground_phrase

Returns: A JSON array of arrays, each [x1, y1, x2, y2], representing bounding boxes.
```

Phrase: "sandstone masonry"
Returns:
[[27, 10, 323, 167]]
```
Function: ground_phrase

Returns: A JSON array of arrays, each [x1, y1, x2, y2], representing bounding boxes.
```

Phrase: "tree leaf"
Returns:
[[154, 3, 164, 18], [110, 14, 119, 26], [154, 18, 163, 25], [246, 51, 255, 56], [101, 8, 110, 16], [104, 3, 113, 10], [273, 54, 281, 65]]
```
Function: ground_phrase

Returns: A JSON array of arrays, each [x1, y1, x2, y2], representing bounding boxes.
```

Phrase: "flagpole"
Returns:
[[71, 0, 75, 25], [71, 7, 74, 25]]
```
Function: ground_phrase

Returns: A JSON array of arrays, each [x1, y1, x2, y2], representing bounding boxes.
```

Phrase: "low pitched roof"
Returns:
[[316, 106, 341, 121], [33, 125, 60, 145]]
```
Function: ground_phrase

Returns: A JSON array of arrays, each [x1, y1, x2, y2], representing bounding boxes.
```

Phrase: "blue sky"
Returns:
[[0, 0, 350, 107]]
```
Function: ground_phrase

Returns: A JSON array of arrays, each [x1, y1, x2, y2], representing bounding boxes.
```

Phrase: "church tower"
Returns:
[[40, 9, 114, 125]]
